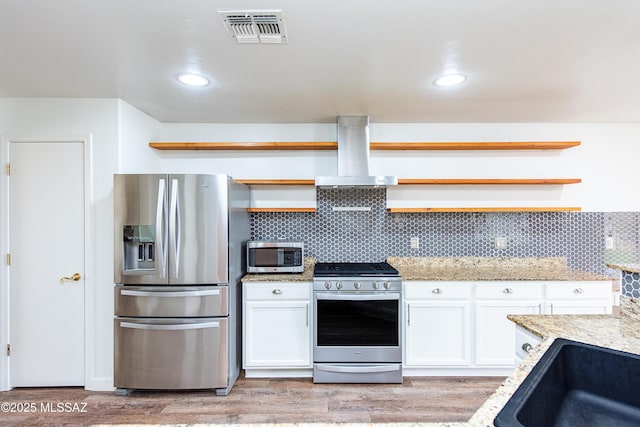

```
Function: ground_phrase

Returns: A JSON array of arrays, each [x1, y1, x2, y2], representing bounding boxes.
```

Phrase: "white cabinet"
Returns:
[[243, 281, 312, 377], [404, 282, 472, 368], [544, 281, 612, 314], [474, 282, 544, 367], [515, 325, 543, 363]]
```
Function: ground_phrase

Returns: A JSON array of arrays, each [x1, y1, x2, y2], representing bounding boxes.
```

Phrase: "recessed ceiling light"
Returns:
[[433, 73, 467, 87], [176, 73, 210, 87]]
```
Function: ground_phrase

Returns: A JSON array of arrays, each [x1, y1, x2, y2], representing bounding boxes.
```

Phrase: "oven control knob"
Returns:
[[383, 282, 390, 289], [336, 281, 343, 289], [372, 282, 380, 289], [324, 281, 332, 289], [354, 282, 361, 289]]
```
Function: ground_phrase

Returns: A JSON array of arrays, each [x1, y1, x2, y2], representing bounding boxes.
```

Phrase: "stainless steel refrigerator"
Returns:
[[113, 174, 248, 395]]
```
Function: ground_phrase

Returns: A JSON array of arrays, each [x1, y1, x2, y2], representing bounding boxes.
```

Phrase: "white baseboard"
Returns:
[[85, 377, 115, 391]]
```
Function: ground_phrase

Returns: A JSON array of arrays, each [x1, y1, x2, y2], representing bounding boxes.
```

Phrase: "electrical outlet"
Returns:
[[495, 237, 507, 250], [606, 237, 615, 250], [410, 236, 420, 249]]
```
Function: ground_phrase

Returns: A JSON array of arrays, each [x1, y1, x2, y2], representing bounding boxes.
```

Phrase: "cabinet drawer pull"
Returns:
[[503, 288, 513, 294], [573, 288, 584, 294], [272, 289, 282, 295], [431, 288, 442, 294], [522, 343, 533, 353]]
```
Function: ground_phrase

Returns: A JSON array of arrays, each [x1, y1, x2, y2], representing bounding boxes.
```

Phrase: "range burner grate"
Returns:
[[313, 261, 399, 277]]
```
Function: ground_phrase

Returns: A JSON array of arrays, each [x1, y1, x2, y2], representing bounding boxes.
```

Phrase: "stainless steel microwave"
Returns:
[[247, 241, 304, 273]]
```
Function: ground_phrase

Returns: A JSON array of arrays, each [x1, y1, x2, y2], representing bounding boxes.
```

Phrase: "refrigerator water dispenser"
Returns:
[[123, 225, 156, 272]]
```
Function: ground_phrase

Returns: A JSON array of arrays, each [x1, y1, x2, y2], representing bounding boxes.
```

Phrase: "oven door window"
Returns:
[[316, 298, 399, 347]]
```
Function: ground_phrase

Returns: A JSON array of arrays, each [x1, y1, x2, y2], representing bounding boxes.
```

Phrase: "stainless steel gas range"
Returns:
[[312, 262, 403, 384]]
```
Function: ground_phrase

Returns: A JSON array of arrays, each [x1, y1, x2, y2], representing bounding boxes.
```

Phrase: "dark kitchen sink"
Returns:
[[494, 338, 640, 427]]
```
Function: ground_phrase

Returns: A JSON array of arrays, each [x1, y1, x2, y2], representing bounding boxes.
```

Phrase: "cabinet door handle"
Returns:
[[538, 303, 542, 314], [573, 288, 584, 294], [550, 303, 554, 314], [522, 343, 533, 353], [503, 288, 513, 294], [407, 304, 411, 326], [272, 289, 282, 295], [306, 304, 309, 327], [432, 288, 442, 294]]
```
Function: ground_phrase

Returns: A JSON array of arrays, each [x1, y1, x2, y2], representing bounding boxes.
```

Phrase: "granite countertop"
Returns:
[[607, 262, 640, 274], [468, 296, 640, 427], [242, 257, 615, 283], [241, 257, 316, 282], [388, 257, 615, 282]]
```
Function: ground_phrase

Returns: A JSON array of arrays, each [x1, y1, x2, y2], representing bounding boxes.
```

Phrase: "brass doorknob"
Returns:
[[60, 273, 81, 283]]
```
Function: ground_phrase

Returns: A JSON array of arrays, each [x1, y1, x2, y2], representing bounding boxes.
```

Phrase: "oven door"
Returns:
[[314, 291, 401, 363]]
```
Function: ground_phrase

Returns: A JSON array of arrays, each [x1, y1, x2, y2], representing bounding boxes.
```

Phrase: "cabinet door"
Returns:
[[244, 300, 311, 368], [475, 301, 541, 366], [405, 301, 471, 366]]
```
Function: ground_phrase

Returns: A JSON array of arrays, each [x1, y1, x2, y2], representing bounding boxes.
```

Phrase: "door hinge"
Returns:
[[6, 253, 10, 266], [5, 163, 9, 176], [6, 344, 9, 357]]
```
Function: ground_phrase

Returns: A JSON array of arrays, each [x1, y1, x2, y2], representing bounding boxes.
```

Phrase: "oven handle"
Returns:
[[315, 364, 401, 374], [314, 292, 400, 301]]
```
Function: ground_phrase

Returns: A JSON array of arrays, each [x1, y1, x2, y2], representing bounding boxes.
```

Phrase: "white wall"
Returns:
[[0, 98, 161, 391], [160, 123, 336, 208], [118, 100, 162, 172], [374, 123, 640, 211], [160, 122, 640, 211]]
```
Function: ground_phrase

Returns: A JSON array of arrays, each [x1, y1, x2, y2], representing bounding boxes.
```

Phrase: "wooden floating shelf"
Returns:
[[235, 179, 316, 185], [235, 178, 581, 186], [397, 178, 582, 185], [149, 141, 336, 150], [149, 141, 580, 151], [247, 208, 316, 213], [370, 141, 581, 150], [388, 207, 582, 213]]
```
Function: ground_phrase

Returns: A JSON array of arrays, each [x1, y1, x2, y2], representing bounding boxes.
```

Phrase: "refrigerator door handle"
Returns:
[[120, 289, 220, 297], [169, 178, 181, 279], [156, 179, 168, 278], [119, 321, 220, 331]]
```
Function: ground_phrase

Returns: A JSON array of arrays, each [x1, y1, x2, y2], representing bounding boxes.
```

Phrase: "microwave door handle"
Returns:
[[315, 292, 400, 301], [155, 179, 167, 279], [168, 178, 180, 279]]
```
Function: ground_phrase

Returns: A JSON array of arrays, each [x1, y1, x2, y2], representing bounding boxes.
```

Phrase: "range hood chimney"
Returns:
[[315, 116, 398, 188]]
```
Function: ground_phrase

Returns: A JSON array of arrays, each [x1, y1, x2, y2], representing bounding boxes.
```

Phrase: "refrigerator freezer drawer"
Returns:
[[114, 317, 228, 390], [114, 285, 228, 317]]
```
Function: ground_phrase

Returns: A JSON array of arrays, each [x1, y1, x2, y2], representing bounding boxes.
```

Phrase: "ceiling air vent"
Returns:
[[219, 10, 287, 44]]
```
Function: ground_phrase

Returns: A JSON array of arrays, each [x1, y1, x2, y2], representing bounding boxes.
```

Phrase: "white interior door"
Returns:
[[9, 141, 85, 386]]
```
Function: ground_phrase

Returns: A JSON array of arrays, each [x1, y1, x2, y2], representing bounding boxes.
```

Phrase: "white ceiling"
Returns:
[[2, 0, 640, 124]]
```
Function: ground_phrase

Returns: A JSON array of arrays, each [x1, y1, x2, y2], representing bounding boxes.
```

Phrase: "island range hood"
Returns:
[[315, 116, 398, 188]]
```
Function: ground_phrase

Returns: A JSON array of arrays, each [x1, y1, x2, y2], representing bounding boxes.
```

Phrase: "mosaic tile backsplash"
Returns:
[[250, 188, 640, 275], [621, 271, 640, 298]]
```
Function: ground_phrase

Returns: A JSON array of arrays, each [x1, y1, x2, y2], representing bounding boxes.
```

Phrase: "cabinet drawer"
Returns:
[[115, 317, 227, 390], [545, 282, 612, 300], [115, 285, 228, 317], [404, 282, 472, 300], [244, 282, 311, 300], [476, 282, 543, 300]]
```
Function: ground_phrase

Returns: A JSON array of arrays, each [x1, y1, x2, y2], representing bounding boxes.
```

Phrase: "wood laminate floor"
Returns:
[[1, 375, 505, 426]]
